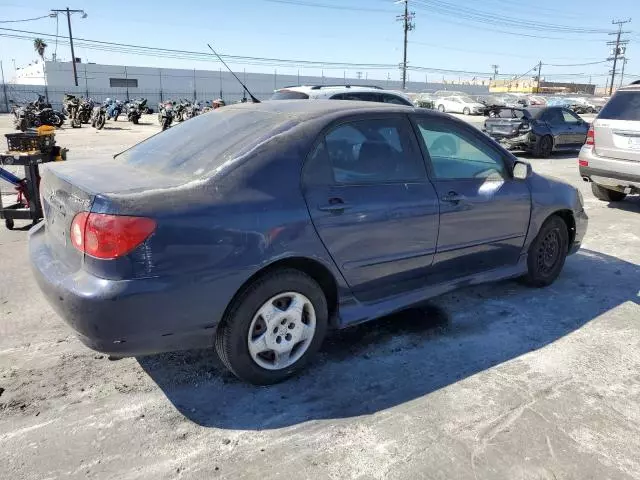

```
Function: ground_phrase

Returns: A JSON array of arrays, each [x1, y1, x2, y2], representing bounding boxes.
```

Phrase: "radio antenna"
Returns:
[[207, 44, 260, 103]]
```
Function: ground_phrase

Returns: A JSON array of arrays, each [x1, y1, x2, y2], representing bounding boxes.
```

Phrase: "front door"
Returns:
[[412, 115, 532, 279], [303, 116, 440, 298], [561, 108, 589, 148]]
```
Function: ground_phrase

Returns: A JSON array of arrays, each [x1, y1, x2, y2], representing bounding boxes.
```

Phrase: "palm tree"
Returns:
[[33, 38, 47, 62]]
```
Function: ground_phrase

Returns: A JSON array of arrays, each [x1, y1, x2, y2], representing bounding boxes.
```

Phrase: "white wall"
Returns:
[[3, 61, 489, 112]]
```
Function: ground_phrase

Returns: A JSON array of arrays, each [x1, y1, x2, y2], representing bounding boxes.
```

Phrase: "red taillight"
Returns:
[[579, 159, 589, 167], [70, 212, 156, 259], [585, 126, 595, 146]]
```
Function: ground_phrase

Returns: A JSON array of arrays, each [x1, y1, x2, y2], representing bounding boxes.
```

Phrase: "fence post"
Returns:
[[159, 68, 163, 102], [193, 69, 197, 102]]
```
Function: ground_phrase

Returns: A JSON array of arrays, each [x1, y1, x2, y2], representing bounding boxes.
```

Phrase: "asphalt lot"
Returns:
[[1, 111, 639, 480]]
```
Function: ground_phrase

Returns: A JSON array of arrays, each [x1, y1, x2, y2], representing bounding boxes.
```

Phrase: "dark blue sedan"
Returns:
[[29, 101, 587, 384]]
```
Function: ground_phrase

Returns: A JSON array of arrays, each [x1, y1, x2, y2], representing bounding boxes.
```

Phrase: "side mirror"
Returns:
[[513, 161, 532, 180]]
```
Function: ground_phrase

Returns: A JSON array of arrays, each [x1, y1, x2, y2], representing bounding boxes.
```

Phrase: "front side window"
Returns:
[[324, 118, 425, 184], [415, 118, 507, 180]]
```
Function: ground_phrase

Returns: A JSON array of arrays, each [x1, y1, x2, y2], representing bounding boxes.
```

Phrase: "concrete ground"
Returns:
[[0, 112, 639, 480]]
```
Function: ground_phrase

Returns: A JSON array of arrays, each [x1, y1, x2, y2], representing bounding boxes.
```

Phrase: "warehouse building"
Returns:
[[3, 60, 489, 111]]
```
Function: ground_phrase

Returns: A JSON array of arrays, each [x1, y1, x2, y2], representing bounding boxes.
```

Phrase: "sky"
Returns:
[[0, 0, 639, 87]]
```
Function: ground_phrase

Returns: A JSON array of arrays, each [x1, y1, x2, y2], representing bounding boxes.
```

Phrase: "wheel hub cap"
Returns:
[[248, 292, 316, 371]]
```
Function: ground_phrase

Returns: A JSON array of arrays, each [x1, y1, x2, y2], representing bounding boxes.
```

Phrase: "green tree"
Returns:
[[33, 38, 48, 62]]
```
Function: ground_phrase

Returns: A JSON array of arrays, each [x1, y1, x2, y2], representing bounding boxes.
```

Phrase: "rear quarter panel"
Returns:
[[90, 120, 349, 331]]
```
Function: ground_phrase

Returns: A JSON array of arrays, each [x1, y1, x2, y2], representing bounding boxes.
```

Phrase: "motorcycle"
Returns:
[[13, 98, 65, 131], [91, 103, 107, 130], [126, 98, 147, 124], [63, 94, 82, 128], [183, 102, 200, 120], [158, 102, 174, 131], [173, 100, 189, 123], [107, 100, 123, 121]]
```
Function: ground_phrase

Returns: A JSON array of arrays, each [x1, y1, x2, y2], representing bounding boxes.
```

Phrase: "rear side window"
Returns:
[[381, 94, 412, 106], [270, 90, 310, 100], [324, 118, 425, 184], [598, 91, 640, 121], [117, 109, 296, 178], [333, 92, 381, 102]]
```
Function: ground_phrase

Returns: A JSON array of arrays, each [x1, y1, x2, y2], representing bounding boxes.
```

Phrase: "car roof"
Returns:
[[225, 99, 418, 119], [275, 85, 410, 97]]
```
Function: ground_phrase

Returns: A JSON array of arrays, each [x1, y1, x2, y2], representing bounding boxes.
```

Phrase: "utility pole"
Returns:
[[1, 61, 9, 113], [607, 18, 631, 96], [396, 0, 415, 90], [536, 61, 543, 94], [619, 57, 628, 87], [51, 8, 87, 87], [491, 64, 499, 80]]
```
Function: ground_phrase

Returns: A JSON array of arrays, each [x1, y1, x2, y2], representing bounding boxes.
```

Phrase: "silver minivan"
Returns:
[[579, 81, 640, 202]]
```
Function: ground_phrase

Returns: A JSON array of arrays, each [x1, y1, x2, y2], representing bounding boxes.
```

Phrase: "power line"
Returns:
[[256, 0, 393, 12], [0, 14, 53, 23]]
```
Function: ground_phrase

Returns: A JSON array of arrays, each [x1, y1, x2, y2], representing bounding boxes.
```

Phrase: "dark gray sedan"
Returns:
[[29, 101, 588, 384]]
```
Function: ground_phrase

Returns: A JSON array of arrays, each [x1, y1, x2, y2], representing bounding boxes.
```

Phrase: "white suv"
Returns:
[[579, 81, 640, 202], [270, 85, 413, 106]]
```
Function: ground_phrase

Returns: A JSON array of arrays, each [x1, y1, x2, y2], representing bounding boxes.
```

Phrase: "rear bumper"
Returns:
[[488, 132, 535, 151], [28, 223, 222, 356], [579, 146, 640, 193]]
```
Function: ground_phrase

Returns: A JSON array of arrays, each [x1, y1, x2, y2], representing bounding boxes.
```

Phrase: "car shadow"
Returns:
[[518, 151, 578, 160], [138, 249, 639, 430], [102, 126, 128, 131], [606, 196, 640, 213]]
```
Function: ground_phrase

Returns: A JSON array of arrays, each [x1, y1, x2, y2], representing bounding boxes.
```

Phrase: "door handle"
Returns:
[[318, 198, 351, 212], [441, 191, 465, 203]]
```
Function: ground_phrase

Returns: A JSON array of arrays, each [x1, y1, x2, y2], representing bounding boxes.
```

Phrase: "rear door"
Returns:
[[541, 108, 571, 147], [412, 115, 531, 279], [303, 115, 440, 298], [593, 89, 640, 161]]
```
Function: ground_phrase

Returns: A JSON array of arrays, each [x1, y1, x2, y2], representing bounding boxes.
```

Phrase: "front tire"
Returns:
[[591, 183, 627, 202], [215, 269, 328, 385], [437, 104, 445, 113], [95, 114, 105, 130], [463, 107, 471, 115], [522, 215, 568, 287]]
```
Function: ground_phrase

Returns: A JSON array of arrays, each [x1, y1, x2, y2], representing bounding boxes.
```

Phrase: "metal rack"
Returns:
[[0, 152, 46, 230]]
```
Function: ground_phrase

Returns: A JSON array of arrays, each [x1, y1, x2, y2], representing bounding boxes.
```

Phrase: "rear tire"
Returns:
[[437, 104, 446, 113], [463, 107, 471, 115], [132, 117, 139, 125], [533, 135, 553, 158], [215, 269, 328, 385], [5, 219, 14, 230], [522, 215, 568, 287], [591, 182, 627, 202]]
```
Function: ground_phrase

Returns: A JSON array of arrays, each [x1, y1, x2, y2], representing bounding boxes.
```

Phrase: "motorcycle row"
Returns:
[[63, 95, 148, 130], [11, 95, 221, 133], [157, 99, 213, 131]]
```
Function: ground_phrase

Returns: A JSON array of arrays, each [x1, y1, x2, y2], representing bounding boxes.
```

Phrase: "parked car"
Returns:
[[484, 106, 589, 157], [270, 85, 413, 106], [30, 101, 587, 385], [435, 95, 485, 115], [579, 81, 640, 202]]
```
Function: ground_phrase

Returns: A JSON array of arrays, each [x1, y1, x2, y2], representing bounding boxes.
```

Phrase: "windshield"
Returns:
[[116, 109, 297, 178], [270, 90, 310, 100]]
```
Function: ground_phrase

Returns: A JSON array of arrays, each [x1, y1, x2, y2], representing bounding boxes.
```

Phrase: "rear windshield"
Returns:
[[598, 91, 640, 121], [116, 109, 296, 178], [270, 90, 310, 100]]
